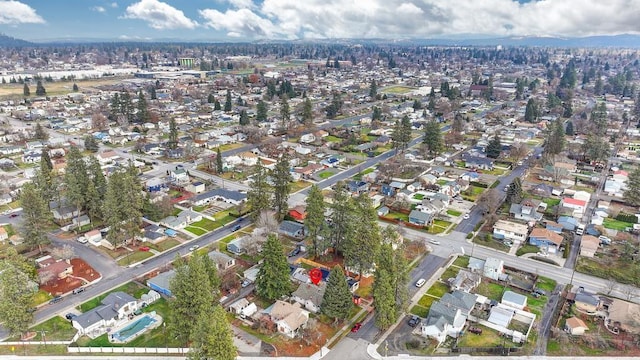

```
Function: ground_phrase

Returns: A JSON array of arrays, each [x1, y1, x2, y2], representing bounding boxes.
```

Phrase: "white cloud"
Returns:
[[111, 2, 118, 8], [123, 0, 198, 30], [196, 0, 640, 39], [91, 6, 106, 13], [0, 0, 45, 25]]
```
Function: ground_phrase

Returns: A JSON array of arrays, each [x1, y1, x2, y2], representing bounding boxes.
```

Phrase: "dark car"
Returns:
[[408, 316, 420, 327], [65, 313, 77, 320], [468, 327, 483, 335], [72, 287, 85, 295], [9, 213, 19, 218], [288, 248, 301, 257], [351, 322, 362, 333], [49, 296, 63, 304], [533, 288, 547, 296], [232, 224, 242, 232]]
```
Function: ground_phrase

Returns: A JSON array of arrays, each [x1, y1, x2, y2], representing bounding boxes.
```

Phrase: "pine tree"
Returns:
[[35, 80, 46, 96], [624, 167, 640, 206], [150, 86, 157, 100], [302, 97, 313, 125], [565, 121, 574, 136], [20, 183, 50, 254], [247, 163, 271, 221], [422, 120, 443, 157], [271, 156, 292, 220], [214, 99, 221, 111], [207, 94, 215, 103], [321, 266, 353, 322], [369, 79, 377, 99], [216, 147, 224, 174], [188, 304, 236, 360], [23, 83, 30, 97], [505, 178, 523, 205], [224, 89, 232, 112], [524, 98, 539, 122], [328, 183, 354, 254], [0, 252, 37, 337], [64, 147, 89, 229], [72, 83, 79, 92], [239, 109, 249, 126], [305, 185, 327, 258], [168, 118, 178, 149], [279, 95, 290, 131], [372, 268, 396, 330], [391, 120, 403, 151], [256, 100, 267, 122], [255, 234, 292, 301], [342, 194, 381, 279], [137, 90, 150, 122], [400, 115, 412, 149], [486, 134, 502, 159]]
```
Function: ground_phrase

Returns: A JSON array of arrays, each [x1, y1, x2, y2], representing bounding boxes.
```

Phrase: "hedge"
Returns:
[[470, 181, 489, 189], [616, 212, 638, 224]]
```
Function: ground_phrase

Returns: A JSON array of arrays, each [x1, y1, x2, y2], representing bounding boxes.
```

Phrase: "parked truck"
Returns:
[[576, 223, 585, 236]]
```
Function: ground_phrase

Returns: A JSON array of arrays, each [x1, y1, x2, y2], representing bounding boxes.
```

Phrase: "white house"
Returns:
[[502, 291, 527, 310], [493, 220, 528, 242], [483, 257, 504, 281], [421, 291, 477, 344], [72, 292, 139, 336], [561, 197, 587, 217], [265, 300, 309, 338]]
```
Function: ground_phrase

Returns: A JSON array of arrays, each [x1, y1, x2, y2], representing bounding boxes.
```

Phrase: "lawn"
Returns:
[[603, 218, 634, 231], [185, 226, 207, 236], [317, 170, 334, 179], [413, 194, 425, 200], [116, 250, 154, 266], [516, 244, 541, 256], [542, 198, 561, 207], [418, 295, 437, 308], [191, 218, 219, 231], [192, 205, 208, 212], [446, 209, 462, 217], [475, 282, 507, 301], [410, 305, 429, 318], [386, 212, 409, 222], [440, 267, 461, 281], [32, 289, 53, 306], [324, 135, 342, 142], [149, 239, 181, 252], [436, 179, 448, 186], [426, 226, 445, 235], [291, 180, 311, 193], [78, 282, 145, 312], [535, 276, 557, 293], [452, 255, 470, 268], [426, 282, 449, 298], [473, 236, 510, 252], [457, 324, 518, 348], [381, 85, 414, 94], [433, 219, 452, 228], [10, 316, 77, 342]]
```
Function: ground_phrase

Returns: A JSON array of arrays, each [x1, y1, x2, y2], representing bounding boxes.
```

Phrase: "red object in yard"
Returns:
[[139, 246, 150, 251], [309, 268, 322, 285], [353, 295, 362, 305]]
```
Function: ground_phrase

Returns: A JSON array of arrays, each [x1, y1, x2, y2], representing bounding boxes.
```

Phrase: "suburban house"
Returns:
[[72, 292, 139, 336], [185, 181, 206, 194], [170, 167, 189, 184], [37, 258, 73, 280], [483, 257, 505, 281], [160, 209, 202, 230], [263, 300, 309, 338], [347, 180, 370, 194], [146, 270, 175, 296], [580, 235, 600, 258], [448, 270, 481, 293], [509, 199, 544, 222], [51, 204, 80, 224], [493, 220, 529, 242], [462, 154, 494, 170], [528, 228, 563, 254], [502, 291, 527, 310], [190, 188, 247, 206], [207, 250, 236, 271], [572, 291, 600, 315], [557, 216, 578, 231], [278, 221, 306, 239], [228, 298, 258, 319], [291, 282, 327, 313], [565, 316, 589, 336], [421, 291, 478, 344], [408, 210, 433, 227], [560, 197, 587, 217], [607, 299, 640, 334], [288, 206, 307, 222]]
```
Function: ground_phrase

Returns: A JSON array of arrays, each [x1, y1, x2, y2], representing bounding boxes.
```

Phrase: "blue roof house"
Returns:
[[409, 210, 433, 227]]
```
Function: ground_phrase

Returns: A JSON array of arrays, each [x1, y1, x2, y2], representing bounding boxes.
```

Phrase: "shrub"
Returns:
[[490, 180, 500, 188], [470, 181, 489, 188], [615, 212, 638, 224], [466, 233, 473, 239]]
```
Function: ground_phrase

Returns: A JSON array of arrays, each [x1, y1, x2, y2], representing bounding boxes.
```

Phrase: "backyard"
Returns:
[[78, 282, 146, 313]]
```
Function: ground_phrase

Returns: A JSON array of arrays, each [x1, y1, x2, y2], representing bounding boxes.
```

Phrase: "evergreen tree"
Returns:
[[624, 167, 640, 206], [342, 195, 381, 279], [369, 79, 378, 99], [84, 135, 99, 152], [256, 100, 267, 122], [328, 183, 354, 254], [216, 147, 224, 174], [72, 83, 79, 92], [372, 268, 396, 330], [247, 163, 271, 220], [34, 149, 55, 206], [321, 266, 353, 322], [400, 115, 412, 149], [102, 172, 128, 247], [0, 251, 37, 337], [88, 157, 107, 200], [305, 185, 327, 258], [255, 234, 292, 301], [137, 90, 150, 122], [20, 183, 50, 253], [565, 120, 575, 136], [207, 94, 215, 103], [544, 119, 566, 157], [271, 156, 292, 220], [279, 95, 290, 131], [505, 178, 523, 205], [372, 106, 382, 121], [169, 254, 216, 346], [23, 83, 30, 97], [302, 97, 313, 125], [524, 98, 539, 123], [486, 134, 502, 159], [149, 86, 157, 100], [422, 120, 443, 157], [239, 109, 249, 126], [214, 99, 221, 111], [188, 304, 236, 360], [35, 80, 46, 96], [379, 229, 409, 313], [391, 120, 403, 151], [168, 118, 178, 149], [224, 89, 232, 112], [64, 147, 89, 228]]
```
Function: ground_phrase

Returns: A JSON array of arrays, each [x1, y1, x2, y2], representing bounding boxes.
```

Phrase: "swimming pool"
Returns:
[[111, 315, 157, 342]]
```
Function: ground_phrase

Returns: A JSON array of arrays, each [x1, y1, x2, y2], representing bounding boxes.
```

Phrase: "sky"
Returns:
[[1, 0, 640, 42]]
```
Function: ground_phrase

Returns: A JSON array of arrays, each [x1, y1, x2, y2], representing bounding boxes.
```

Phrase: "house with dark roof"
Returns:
[[409, 210, 433, 227], [147, 270, 175, 296], [462, 154, 494, 170], [190, 188, 247, 206], [421, 291, 477, 344], [278, 221, 306, 239], [291, 282, 327, 313], [528, 228, 563, 254], [71, 291, 139, 336]]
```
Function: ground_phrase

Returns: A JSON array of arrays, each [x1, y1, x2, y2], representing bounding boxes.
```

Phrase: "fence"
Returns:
[[67, 347, 189, 354]]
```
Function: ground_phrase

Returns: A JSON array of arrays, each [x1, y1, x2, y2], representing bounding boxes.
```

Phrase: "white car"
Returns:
[[189, 245, 200, 252], [463, 214, 470, 219], [428, 240, 440, 245], [415, 278, 426, 288], [77, 236, 88, 244]]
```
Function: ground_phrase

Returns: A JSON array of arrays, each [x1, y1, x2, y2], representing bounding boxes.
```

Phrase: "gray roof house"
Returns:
[[291, 282, 327, 313], [421, 291, 478, 344], [409, 210, 433, 226], [190, 188, 247, 206], [278, 221, 306, 239], [71, 291, 139, 336], [502, 290, 528, 310], [207, 250, 236, 271]]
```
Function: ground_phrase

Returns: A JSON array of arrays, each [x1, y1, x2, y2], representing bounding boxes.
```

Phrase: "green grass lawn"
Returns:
[[418, 295, 437, 308], [78, 282, 145, 312], [116, 250, 154, 266], [190, 218, 219, 231], [32, 290, 53, 307], [516, 244, 541, 256], [325, 135, 341, 142], [433, 219, 452, 228], [386, 212, 409, 222], [426, 282, 449, 298], [192, 205, 208, 212], [317, 170, 334, 179], [382, 85, 414, 94], [603, 218, 634, 231], [452, 255, 470, 268], [475, 282, 507, 301], [457, 324, 518, 348], [436, 179, 448, 186], [427, 226, 445, 235], [413, 193, 425, 200], [185, 226, 207, 236], [410, 305, 429, 318], [447, 209, 462, 217], [536, 277, 557, 293], [542, 198, 561, 207], [149, 239, 181, 252], [10, 316, 77, 342], [440, 267, 461, 281]]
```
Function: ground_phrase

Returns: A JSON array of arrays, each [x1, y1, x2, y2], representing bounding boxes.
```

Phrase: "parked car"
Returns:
[[463, 213, 470, 219], [65, 313, 76, 320], [139, 246, 150, 251], [288, 248, 301, 257], [72, 287, 85, 295], [232, 224, 242, 232], [77, 236, 88, 244], [241, 279, 252, 288], [351, 322, 362, 333], [428, 240, 440, 245], [49, 296, 63, 304], [408, 316, 420, 327], [598, 235, 611, 245], [189, 245, 200, 252], [415, 278, 426, 288], [9, 213, 18, 218], [468, 327, 483, 334], [533, 288, 547, 296]]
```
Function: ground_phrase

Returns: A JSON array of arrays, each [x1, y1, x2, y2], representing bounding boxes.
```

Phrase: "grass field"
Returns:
[[447, 209, 462, 217], [381, 85, 415, 94], [603, 218, 634, 231], [536, 277, 557, 293], [418, 295, 437, 308], [149, 239, 181, 252], [426, 282, 449, 298], [116, 251, 154, 266], [410, 305, 429, 318], [452, 256, 470, 268], [191, 218, 219, 231], [0, 78, 124, 98], [475, 282, 507, 301], [185, 226, 207, 236]]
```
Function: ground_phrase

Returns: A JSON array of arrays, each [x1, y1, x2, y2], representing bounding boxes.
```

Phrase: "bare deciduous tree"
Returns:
[[603, 278, 618, 295], [38, 270, 55, 285], [477, 188, 502, 215], [50, 245, 75, 260], [621, 284, 638, 301], [255, 210, 279, 234], [91, 112, 108, 131], [510, 142, 529, 162]]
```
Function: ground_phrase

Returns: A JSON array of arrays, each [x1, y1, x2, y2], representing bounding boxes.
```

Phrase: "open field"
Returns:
[[0, 78, 124, 98], [381, 85, 415, 94]]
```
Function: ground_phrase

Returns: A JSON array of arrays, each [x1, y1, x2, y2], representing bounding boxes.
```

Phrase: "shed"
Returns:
[[502, 291, 527, 310], [147, 270, 175, 296]]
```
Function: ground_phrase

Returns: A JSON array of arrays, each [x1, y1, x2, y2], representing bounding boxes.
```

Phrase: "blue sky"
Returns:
[[1, 0, 639, 42]]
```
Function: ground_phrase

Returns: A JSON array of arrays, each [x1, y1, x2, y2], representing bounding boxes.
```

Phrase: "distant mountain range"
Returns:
[[2, 33, 640, 48]]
